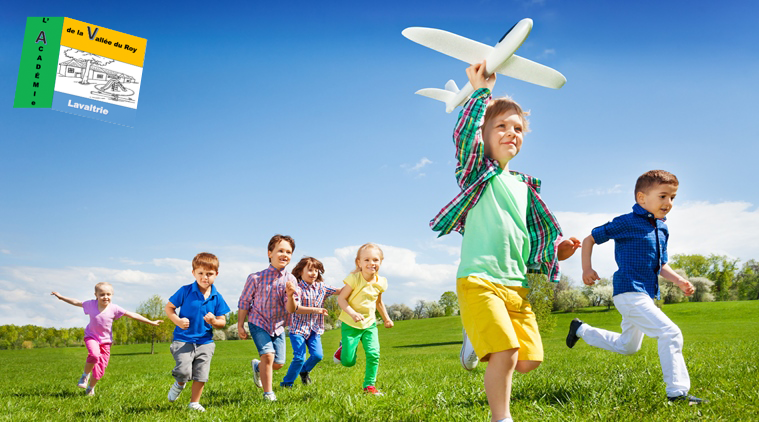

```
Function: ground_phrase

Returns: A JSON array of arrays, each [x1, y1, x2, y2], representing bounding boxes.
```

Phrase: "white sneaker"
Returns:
[[460, 328, 479, 370], [77, 373, 90, 389], [188, 402, 206, 412], [168, 382, 185, 402], [251, 359, 262, 388], [85, 386, 95, 396], [263, 392, 277, 402]]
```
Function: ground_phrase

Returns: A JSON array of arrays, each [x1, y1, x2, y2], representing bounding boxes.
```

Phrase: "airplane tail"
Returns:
[[415, 80, 470, 113]]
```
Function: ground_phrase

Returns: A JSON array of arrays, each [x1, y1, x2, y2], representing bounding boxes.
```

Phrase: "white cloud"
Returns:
[[401, 157, 433, 177], [1, 249, 10, 255], [578, 184, 624, 197]]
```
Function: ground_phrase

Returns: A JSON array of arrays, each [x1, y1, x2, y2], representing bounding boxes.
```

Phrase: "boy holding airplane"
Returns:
[[429, 61, 580, 422]]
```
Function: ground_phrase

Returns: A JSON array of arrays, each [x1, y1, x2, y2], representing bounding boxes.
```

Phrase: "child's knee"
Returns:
[[173, 366, 192, 382], [272, 362, 285, 370], [312, 352, 324, 362], [86, 353, 100, 364], [515, 360, 541, 374], [342, 358, 356, 368]]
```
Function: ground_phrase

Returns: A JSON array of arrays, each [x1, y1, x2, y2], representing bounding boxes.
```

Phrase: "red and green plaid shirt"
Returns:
[[430, 88, 563, 281]]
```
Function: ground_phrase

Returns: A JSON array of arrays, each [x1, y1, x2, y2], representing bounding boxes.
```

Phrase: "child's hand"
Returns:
[[51, 291, 61, 299], [178, 317, 190, 330], [237, 325, 247, 340], [582, 269, 599, 285], [316, 308, 329, 316], [557, 237, 582, 261], [466, 61, 496, 92], [286, 280, 297, 297], [676, 279, 695, 296], [384, 319, 394, 329], [350, 311, 365, 323], [203, 312, 216, 325], [150, 319, 163, 326]]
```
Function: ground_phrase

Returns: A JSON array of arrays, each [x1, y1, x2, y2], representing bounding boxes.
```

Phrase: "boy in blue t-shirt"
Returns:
[[566, 170, 705, 405], [164, 252, 230, 412]]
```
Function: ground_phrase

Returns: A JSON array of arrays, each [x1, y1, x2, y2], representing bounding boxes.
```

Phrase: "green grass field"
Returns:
[[2, 301, 758, 421]]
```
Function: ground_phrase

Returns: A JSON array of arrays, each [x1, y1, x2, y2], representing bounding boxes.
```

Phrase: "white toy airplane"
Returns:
[[402, 18, 566, 113]]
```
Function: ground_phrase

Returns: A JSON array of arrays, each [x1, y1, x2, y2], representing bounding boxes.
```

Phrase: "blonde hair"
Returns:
[[482, 97, 530, 133], [351, 243, 384, 274], [94, 282, 113, 293], [192, 252, 219, 272], [292, 257, 325, 282], [634, 170, 679, 199]]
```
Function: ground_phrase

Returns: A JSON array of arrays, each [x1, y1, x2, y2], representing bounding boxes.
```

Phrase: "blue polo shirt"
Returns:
[[591, 204, 669, 299], [169, 282, 230, 344]]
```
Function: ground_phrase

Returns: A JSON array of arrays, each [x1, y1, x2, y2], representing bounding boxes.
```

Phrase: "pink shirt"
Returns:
[[82, 300, 126, 344]]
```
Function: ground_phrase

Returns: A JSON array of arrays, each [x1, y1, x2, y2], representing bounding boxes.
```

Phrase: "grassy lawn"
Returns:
[[2, 301, 758, 421]]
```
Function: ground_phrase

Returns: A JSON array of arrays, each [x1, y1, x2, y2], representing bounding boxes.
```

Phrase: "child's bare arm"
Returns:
[[660, 264, 695, 296], [51, 292, 83, 307], [237, 309, 249, 339], [581, 235, 600, 285], [557, 237, 582, 261], [125, 311, 163, 326], [285, 280, 299, 313], [466, 60, 496, 91], [376, 294, 393, 328], [338, 285, 363, 322], [294, 306, 329, 315], [165, 301, 189, 329], [203, 313, 226, 328]]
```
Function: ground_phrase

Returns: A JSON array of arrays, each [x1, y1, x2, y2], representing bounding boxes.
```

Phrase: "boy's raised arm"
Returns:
[[454, 61, 495, 190], [660, 264, 695, 296], [51, 292, 83, 307]]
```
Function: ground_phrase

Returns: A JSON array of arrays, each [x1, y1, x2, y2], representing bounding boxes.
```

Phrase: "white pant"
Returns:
[[578, 292, 690, 397]]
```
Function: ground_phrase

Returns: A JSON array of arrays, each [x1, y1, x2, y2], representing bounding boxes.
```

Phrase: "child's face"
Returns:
[[357, 247, 382, 281], [302, 264, 319, 284], [268, 240, 293, 270], [637, 183, 678, 219], [482, 109, 524, 169], [192, 266, 218, 291], [95, 285, 113, 307]]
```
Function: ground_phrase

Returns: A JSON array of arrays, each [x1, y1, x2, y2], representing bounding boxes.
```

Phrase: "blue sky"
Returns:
[[2, 0, 758, 327]]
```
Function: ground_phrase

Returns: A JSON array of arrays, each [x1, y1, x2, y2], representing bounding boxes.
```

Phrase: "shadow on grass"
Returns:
[[394, 341, 460, 349]]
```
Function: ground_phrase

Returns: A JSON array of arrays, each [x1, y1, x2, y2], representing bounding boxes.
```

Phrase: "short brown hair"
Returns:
[[292, 257, 325, 282], [482, 97, 530, 133], [192, 252, 219, 272], [635, 170, 679, 198], [268, 234, 295, 262]]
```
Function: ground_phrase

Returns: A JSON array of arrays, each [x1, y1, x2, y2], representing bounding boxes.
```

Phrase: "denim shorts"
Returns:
[[248, 322, 286, 365]]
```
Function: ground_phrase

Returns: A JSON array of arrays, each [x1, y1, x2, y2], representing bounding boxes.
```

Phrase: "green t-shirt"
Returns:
[[457, 171, 530, 287]]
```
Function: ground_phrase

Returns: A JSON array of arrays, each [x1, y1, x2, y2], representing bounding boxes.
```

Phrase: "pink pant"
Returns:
[[84, 338, 111, 380]]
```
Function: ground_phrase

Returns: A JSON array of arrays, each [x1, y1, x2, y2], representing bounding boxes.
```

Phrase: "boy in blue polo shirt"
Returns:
[[165, 252, 230, 412], [566, 170, 706, 405]]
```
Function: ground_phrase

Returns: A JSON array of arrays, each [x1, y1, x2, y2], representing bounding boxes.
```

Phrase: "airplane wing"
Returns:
[[495, 54, 567, 89], [401, 27, 492, 65]]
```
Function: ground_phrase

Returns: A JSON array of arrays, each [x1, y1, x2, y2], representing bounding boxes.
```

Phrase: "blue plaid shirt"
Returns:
[[591, 204, 669, 299]]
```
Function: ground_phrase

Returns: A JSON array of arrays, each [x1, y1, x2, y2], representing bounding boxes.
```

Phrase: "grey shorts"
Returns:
[[170, 341, 216, 383]]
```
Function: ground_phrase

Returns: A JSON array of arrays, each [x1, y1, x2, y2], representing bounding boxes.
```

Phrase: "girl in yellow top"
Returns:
[[332, 243, 394, 395]]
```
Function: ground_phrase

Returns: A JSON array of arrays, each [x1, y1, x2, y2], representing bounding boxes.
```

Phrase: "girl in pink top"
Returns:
[[52, 282, 163, 396]]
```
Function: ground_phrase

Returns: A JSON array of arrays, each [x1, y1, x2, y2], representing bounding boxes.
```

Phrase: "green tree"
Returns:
[[669, 254, 711, 278], [136, 295, 172, 354], [439, 291, 459, 316], [527, 274, 557, 334], [735, 260, 759, 300], [670, 254, 739, 301]]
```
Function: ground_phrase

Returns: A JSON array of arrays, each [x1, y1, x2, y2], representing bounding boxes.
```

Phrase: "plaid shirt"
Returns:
[[591, 203, 669, 299], [288, 280, 339, 336], [430, 88, 563, 281], [238, 265, 296, 336]]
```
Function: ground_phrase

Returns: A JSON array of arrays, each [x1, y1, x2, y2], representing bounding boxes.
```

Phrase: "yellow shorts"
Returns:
[[457, 275, 543, 362]]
